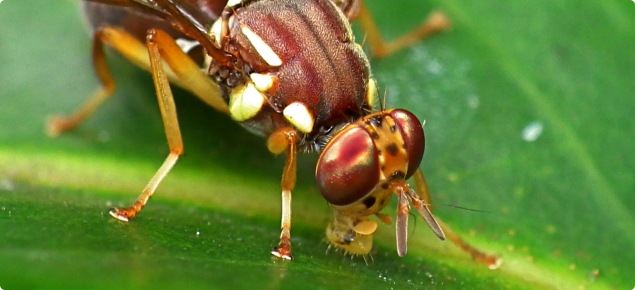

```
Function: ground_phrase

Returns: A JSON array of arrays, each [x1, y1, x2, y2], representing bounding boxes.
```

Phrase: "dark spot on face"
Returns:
[[391, 171, 406, 180], [369, 116, 384, 127], [343, 231, 356, 244], [363, 196, 376, 208], [381, 165, 385, 171], [390, 125, 397, 133], [371, 132, 380, 139], [386, 143, 399, 156], [381, 183, 389, 189]]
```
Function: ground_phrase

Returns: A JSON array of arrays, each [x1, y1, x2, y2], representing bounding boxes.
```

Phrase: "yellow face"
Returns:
[[324, 183, 395, 256], [325, 213, 374, 255]]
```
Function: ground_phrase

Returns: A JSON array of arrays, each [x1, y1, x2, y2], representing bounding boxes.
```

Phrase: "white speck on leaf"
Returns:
[[522, 121, 544, 142]]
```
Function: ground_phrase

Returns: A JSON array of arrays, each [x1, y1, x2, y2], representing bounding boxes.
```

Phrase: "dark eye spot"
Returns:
[[363, 196, 376, 208], [386, 143, 399, 156]]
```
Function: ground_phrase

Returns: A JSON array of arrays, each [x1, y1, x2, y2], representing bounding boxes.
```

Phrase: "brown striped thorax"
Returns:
[[83, 0, 374, 149], [75, 0, 454, 260], [206, 0, 373, 146]]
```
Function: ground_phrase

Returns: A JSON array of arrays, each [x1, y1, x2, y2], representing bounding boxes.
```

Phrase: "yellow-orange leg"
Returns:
[[109, 29, 189, 221], [267, 127, 299, 260], [47, 29, 117, 136], [48, 25, 229, 220], [356, 2, 452, 58], [47, 26, 227, 136], [107, 27, 229, 220], [413, 170, 502, 269]]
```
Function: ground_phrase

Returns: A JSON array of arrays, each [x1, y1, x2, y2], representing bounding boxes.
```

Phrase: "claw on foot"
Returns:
[[46, 116, 70, 137], [425, 11, 452, 32], [108, 207, 135, 222], [271, 246, 293, 261], [488, 258, 503, 270]]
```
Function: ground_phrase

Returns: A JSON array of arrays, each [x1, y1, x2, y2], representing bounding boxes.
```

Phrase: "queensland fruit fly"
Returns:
[[48, 0, 499, 266]]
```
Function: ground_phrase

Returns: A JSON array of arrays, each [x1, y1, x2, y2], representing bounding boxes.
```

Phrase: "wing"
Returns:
[[84, 0, 171, 19], [83, 0, 225, 29], [84, 0, 233, 65]]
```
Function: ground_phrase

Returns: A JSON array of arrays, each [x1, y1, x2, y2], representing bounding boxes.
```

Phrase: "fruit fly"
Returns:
[[49, 0, 500, 267]]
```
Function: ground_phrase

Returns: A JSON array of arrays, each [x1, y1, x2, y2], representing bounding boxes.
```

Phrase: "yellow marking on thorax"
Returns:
[[229, 82, 266, 122], [241, 26, 283, 67]]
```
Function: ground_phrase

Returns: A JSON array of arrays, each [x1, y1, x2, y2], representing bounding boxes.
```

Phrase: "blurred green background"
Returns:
[[0, 0, 633, 289]]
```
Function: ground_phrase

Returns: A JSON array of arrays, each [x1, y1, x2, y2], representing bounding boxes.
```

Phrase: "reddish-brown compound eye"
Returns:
[[390, 109, 425, 179], [316, 126, 380, 206]]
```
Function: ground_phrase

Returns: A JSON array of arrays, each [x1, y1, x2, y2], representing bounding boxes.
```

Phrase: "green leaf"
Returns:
[[0, 0, 632, 289]]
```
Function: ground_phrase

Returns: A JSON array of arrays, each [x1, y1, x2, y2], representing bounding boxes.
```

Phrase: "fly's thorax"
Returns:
[[207, 0, 373, 138]]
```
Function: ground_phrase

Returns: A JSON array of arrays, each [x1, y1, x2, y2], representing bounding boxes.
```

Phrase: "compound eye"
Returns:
[[316, 126, 380, 206], [390, 109, 425, 179]]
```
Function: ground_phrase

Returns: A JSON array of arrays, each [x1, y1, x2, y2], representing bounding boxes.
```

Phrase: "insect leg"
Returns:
[[135, 28, 228, 114], [267, 127, 299, 260], [437, 219, 502, 269], [109, 28, 189, 221], [48, 26, 227, 136], [47, 28, 118, 136], [413, 169, 502, 268], [356, 3, 451, 58]]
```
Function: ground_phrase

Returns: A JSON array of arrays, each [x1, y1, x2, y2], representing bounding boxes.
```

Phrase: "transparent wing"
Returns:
[[84, 0, 233, 65]]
